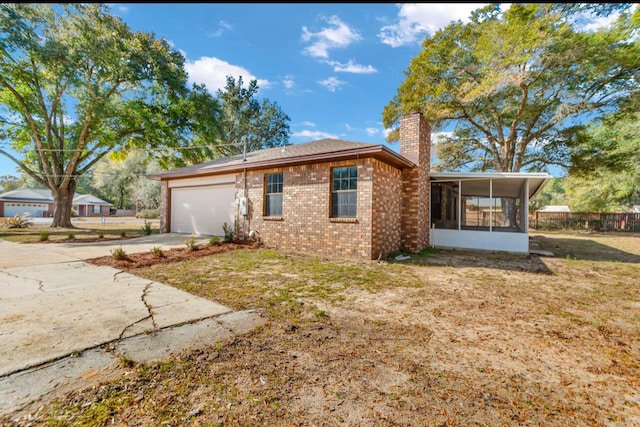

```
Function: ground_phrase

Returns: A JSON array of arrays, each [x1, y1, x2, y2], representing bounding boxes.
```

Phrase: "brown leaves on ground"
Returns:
[[3, 231, 640, 426]]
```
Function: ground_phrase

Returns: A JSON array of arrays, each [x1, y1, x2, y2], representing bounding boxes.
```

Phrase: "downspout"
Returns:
[[243, 136, 247, 240]]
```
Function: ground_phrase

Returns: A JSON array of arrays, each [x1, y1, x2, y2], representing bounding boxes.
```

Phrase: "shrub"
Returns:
[[222, 222, 234, 243], [141, 220, 153, 236], [66, 232, 75, 240], [98, 231, 104, 239], [120, 230, 126, 238], [150, 246, 164, 257], [185, 234, 197, 251], [110, 246, 127, 260], [39, 231, 50, 242], [138, 209, 160, 219], [209, 235, 221, 246], [4, 213, 34, 229]]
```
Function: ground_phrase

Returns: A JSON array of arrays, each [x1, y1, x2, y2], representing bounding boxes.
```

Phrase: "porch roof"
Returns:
[[429, 172, 551, 199]]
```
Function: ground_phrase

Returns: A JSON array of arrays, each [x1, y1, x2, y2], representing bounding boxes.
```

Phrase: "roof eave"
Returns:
[[148, 145, 415, 180]]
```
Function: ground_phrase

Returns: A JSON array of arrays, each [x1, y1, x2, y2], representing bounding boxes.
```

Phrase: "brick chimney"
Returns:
[[399, 112, 431, 253]]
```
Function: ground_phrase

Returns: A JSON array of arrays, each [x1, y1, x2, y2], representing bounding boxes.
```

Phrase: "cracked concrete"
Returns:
[[0, 236, 267, 417]]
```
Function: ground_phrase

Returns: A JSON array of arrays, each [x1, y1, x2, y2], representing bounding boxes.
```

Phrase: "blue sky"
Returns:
[[0, 3, 621, 178]]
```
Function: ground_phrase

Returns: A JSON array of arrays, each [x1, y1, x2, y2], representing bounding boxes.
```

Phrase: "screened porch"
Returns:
[[429, 172, 550, 253]]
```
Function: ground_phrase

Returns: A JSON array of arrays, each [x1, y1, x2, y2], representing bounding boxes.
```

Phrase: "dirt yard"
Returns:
[[2, 231, 639, 426]]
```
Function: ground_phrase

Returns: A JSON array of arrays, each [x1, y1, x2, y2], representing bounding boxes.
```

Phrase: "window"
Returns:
[[264, 173, 283, 217], [331, 166, 357, 218], [92, 204, 101, 214]]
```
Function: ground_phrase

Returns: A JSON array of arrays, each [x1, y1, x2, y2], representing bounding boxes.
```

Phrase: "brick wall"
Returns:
[[242, 158, 380, 260], [371, 159, 403, 259], [159, 180, 170, 233], [399, 112, 431, 253]]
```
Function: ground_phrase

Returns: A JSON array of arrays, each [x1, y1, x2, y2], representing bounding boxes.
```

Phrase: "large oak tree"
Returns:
[[383, 3, 639, 174], [0, 4, 218, 227]]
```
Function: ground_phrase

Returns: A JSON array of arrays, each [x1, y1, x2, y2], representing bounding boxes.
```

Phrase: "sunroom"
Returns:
[[429, 172, 550, 253]]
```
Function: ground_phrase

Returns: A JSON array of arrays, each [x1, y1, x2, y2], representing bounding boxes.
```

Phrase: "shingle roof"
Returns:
[[0, 188, 53, 202], [149, 138, 414, 180], [73, 194, 112, 205], [0, 189, 111, 205]]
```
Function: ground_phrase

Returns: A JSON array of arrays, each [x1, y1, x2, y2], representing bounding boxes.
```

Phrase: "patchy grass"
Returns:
[[4, 232, 640, 426], [0, 222, 159, 243]]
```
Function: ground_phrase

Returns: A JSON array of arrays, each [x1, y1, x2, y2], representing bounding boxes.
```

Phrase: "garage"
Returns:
[[170, 180, 236, 236], [3, 203, 49, 218]]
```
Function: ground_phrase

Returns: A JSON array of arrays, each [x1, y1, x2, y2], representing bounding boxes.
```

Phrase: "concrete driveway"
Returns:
[[0, 234, 264, 416]]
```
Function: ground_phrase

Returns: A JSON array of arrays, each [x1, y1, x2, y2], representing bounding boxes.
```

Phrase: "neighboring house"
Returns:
[[0, 189, 112, 218], [538, 205, 571, 213], [149, 113, 550, 260]]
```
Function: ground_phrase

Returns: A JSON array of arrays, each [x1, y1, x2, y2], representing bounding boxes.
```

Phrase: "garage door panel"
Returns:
[[4, 203, 48, 218], [171, 185, 236, 236]]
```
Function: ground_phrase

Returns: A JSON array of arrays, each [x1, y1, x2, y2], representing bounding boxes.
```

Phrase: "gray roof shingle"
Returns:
[[149, 138, 413, 179]]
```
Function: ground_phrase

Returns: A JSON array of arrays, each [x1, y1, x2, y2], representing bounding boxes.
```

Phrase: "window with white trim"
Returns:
[[331, 166, 357, 218], [264, 173, 283, 217]]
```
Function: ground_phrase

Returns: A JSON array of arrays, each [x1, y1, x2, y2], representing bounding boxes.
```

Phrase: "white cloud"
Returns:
[[576, 11, 620, 32], [317, 77, 346, 92], [185, 56, 270, 92], [365, 128, 379, 136], [382, 128, 393, 138], [208, 20, 233, 37], [282, 75, 295, 89], [301, 16, 362, 59], [302, 121, 316, 127], [432, 131, 453, 145], [292, 130, 339, 140], [326, 59, 377, 74], [379, 3, 486, 47]]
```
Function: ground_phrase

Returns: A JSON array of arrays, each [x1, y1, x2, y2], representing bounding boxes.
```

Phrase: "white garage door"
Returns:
[[4, 203, 48, 218], [171, 184, 236, 236]]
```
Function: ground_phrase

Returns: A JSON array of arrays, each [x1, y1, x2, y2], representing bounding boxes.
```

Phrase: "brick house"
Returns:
[[150, 113, 550, 259], [0, 189, 112, 218]]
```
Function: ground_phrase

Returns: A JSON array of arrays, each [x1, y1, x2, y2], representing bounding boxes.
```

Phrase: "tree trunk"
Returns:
[[501, 198, 519, 228], [51, 180, 77, 228]]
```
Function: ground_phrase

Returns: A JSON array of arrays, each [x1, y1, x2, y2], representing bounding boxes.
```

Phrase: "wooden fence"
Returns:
[[530, 212, 640, 231]]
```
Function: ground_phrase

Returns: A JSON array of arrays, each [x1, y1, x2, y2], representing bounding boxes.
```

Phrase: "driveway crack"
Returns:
[[0, 270, 45, 292], [117, 282, 158, 340]]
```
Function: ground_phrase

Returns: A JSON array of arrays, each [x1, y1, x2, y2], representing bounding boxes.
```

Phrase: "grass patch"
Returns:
[[134, 249, 422, 322], [0, 222, 158, 243], [7, 232, 640, 427]]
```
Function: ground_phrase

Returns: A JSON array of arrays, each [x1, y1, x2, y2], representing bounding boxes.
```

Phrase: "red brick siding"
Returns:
[[242, 159, 375, 260], [159, 180, 170, 233], [399, 113, 431, 253], [371, 159, 403, 259]]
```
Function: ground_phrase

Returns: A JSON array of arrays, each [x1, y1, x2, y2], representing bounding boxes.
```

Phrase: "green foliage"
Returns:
[[0, 175, 23, 193], [218, 76, 291, 155], [0, 4, 219, 227], [66, 232, 75, 240], [138, 209, 160, 219], [530, 178, 569, 212], [150, 246, 164, 257], [98, 231, 105, 239], [383, 3, 638, 173], [141, 220, 153, 236], [222, 222, 234, 243], [185, 234, 198, 251], [567, 112, 640, 210], [110, 246, 127, 260], [2, 213, 34, 229], [39, 231, 50, 241], [120, 230, 127, 238], [209, 235, 221, 246]]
